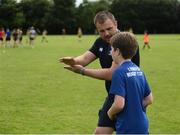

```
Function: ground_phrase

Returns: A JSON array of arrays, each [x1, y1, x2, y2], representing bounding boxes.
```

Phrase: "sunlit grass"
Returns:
[[0, 34, 180, 133]]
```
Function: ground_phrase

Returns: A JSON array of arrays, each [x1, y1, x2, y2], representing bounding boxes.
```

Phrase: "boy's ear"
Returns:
[[116, 48, 120, 55], [117, 48, 123, 57]]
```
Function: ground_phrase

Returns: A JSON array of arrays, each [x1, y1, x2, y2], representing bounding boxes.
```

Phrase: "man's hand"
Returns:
[[64, 65, 84, 74], [59, 57, 75, 65]]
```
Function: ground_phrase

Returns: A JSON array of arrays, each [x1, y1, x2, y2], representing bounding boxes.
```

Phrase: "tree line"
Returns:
[[0, 0, 180, 34]]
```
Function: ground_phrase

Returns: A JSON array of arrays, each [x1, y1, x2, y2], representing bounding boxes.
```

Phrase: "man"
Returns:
[[60, 11, 140, 134]]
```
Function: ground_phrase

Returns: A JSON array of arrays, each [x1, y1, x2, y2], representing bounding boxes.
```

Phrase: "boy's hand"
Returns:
[[107, 110, 114, 120], [59, 57, 75, 65]]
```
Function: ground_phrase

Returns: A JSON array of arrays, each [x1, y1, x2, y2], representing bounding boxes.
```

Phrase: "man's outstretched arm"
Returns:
[[59, 51, 96, 66], [63, 61, 117, 81]]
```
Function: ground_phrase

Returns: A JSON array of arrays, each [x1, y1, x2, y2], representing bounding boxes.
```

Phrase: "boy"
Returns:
[[108, 32, 153, 134]]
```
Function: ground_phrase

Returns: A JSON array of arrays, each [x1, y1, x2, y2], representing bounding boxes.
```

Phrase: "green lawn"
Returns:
[[0, 34, 180, 133]]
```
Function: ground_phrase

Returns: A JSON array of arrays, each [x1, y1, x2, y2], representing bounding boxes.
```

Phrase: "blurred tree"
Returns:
[[0, 0, 180, 34], [110, 0, 179, 33], [76, 0, 111, 34], [19, 0, 52, 31], [14, 12, 25, 28], [0, 0, 17, 28], [49, 0, 76, 34], [176, 0, 180, 32], [76, 0, 95, 34]]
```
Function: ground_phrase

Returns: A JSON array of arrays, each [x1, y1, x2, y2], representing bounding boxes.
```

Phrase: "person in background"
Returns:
[[29, 26, 36, 48], [77, 27, 83, 42], [41, 29, 48, 43], [12, 28, 18, 48], [26, 28, 30, 44], [62, 28, 66, 36], [18, 28, 23, 46], [0, 27, 5, 45], [5, 28, 11, 47], [143, 30, 151, 50]]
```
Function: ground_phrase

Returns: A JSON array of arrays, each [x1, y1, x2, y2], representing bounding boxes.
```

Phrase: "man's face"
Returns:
[[96, 19, 118, 43]]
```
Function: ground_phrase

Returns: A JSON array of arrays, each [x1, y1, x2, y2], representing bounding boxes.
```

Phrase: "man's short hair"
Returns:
[[110, 32, 138, 59], [94, 10, 116, 25]]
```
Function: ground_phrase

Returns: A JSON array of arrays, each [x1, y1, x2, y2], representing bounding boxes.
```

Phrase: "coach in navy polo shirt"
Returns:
[[60, 10, 139, 134]]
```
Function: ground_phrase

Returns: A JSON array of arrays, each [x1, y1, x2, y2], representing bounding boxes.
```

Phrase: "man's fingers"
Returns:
[[59, 57, 74, 65], [59, 58, 69, 62], [60, 57, 72, 60], [59, 58, 64, 62], [64, 66, 72, 70], [64, 66, 70, 68]]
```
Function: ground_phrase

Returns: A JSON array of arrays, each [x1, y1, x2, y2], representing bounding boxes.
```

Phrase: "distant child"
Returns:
[[143, 30, 151, 49], [17, 28, 23, 46], [0, 27, 5, 45], [128, 27, 133, 33], [77, 27, 82, 41], [62, 28, 66, 35], [107, 32, 153, 134], [41, 29, 48, 43], [12, 28, 18, 47], [5, 28, 11, 47], [26, 28, 30, 44], [29, 26, 36, 47]]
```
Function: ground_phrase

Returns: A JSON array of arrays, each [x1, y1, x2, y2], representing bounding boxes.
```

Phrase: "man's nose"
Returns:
[[104, 30, 110, 36]]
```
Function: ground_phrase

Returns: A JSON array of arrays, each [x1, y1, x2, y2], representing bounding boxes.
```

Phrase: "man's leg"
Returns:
[[94, 96, 115, 134], [94, 127, 114, 134]]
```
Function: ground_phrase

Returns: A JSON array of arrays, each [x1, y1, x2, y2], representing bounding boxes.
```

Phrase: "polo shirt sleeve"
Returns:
[[131, 46, 140, 67], [89, 39, 100, 57], [110, 71, 126, 97], [143, 75, 151, 97]]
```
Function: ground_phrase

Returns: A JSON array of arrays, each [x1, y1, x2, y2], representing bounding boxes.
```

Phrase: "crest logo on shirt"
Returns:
[[108, 48, 112, 55], [99, 48, 103, 52]]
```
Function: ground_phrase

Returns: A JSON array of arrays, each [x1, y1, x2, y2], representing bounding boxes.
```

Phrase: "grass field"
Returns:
[[0, 34, 180, 133]]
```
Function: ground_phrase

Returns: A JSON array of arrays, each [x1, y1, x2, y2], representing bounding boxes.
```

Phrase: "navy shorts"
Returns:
[[97, 96, 116, 129]]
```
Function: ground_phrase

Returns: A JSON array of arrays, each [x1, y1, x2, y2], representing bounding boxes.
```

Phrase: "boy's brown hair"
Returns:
[[110, 32, 138, 59]]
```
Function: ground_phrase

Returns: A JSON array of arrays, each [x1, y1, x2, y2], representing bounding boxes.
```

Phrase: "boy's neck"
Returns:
[[118, 59, 131, 66]]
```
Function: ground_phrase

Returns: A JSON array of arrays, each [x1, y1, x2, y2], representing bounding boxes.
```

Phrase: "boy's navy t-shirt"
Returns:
[[110, 61, 151, 134]]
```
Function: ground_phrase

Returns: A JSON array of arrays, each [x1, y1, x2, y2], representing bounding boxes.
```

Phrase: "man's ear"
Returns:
[[114, 20, 118, 27]]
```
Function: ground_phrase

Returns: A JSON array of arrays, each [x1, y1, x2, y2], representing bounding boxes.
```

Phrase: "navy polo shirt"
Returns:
[[89, 37, 140, 93]]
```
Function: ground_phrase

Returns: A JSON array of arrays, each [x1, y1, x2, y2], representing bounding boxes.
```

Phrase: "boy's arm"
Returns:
[[143, 92, 153, 108], [107, 95, 125, 120], [82, 61, 117, 80]]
